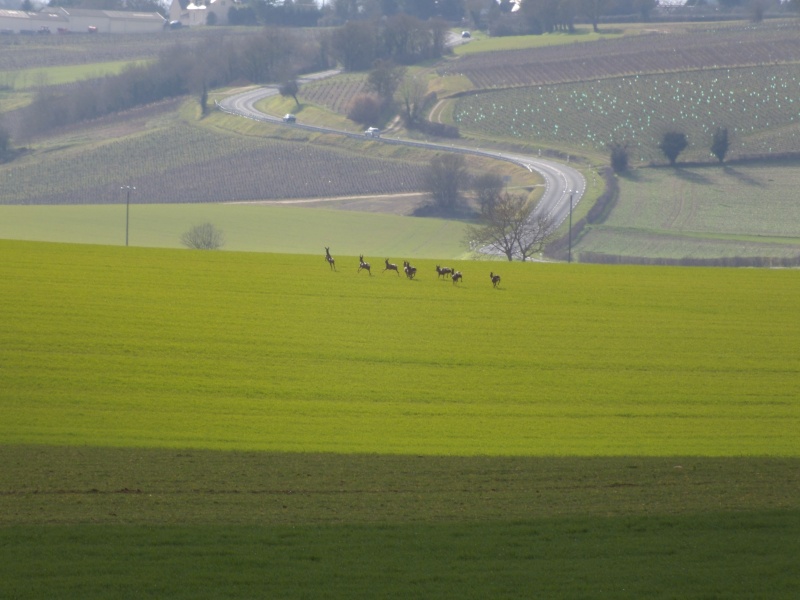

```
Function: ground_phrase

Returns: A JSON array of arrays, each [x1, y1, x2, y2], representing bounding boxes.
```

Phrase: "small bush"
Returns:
[[181, 223, 225, 250], [347, 93, 383, 126]]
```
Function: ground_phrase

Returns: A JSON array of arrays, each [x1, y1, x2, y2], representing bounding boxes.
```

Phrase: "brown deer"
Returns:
[[435, 265, 453, 279], [383, 259, 400, 275], [452, 271, 463, 284], [325, 247, 336, 271], [358, 255, 371, 276], [490, 272, 501, 288], [403, 261, 417, 279]]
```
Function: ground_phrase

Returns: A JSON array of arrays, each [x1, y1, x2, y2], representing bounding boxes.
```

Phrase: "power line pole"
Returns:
[[568, 194, 573, 263], [122, 186, 135, 247]]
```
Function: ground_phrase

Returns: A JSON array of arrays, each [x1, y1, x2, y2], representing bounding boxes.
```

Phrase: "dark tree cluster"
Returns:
[[19, 28, 325, 137], [331, 14, 449, 71], [487, 0, 658, 37]]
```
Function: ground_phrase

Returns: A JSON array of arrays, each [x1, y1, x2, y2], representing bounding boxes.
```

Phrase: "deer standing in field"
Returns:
[[383, 259, 400, 275], [325, 247, 336, 271], [490, 272, 501, 288], [358, 255, 371, 276], [452, 271, 462, 284], [403, 261, 417, 279], [436, 265, 453, 279]]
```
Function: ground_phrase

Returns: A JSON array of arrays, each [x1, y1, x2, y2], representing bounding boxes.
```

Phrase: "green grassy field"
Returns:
[[0, 60, 149, 91], [576, 162, 800, 260], [452, 26, 627, 56], [3, 240, 798, 455], [0, 203, 470, 258], [1, 240, 799, 597]]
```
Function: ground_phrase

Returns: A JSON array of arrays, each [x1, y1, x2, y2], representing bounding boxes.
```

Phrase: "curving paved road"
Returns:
[[217, 72, 585, 231]]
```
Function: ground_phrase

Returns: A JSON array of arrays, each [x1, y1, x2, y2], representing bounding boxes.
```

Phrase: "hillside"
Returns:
[[3, 20, 800, 263]]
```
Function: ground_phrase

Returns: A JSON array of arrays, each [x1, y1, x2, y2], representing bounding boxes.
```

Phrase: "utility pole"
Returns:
[[568, 194, 573, 263], [122, 186, 135, 247]]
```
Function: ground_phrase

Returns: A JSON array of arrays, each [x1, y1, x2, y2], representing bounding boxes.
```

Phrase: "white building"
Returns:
[[169, 0, 232, 27], [0, 7, 165, 34]]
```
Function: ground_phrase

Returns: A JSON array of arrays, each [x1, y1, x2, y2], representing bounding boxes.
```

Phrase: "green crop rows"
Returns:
[[453, 64, 800, 162], [0, 116, 428, 205]]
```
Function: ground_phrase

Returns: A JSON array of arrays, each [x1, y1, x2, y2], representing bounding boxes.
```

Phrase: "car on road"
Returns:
[[461, 31, 471, 39], [283, 114, 296, 123], [364, 127, 381, 138]]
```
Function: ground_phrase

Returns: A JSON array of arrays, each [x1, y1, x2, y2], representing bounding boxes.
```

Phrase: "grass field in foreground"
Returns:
[[2, 240, 798, 455], [2, 240, 799, 598]]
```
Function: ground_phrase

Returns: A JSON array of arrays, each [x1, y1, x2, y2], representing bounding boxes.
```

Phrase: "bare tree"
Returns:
[[0, 125, 12, 163], [466, 192, 555, 261], [471, 173, 503, 207], [421, 153, 469, 214], [395, 73, 427, 127], [181, 223, 225, 250], [366, 60, 406, 105]]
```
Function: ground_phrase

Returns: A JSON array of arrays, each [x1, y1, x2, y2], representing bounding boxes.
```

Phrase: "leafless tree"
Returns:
[[421, 153, 469, 214], [181, 223, 225, 250], [466, 192, 555, 261], [395, 73, 427, 127]]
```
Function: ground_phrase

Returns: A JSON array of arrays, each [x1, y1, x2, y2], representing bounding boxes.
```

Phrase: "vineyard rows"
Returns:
[[300, 75, 367, 115], [453, 64, 800, 162], [440, 23, 800, 89], [0, 122, 428, 205]]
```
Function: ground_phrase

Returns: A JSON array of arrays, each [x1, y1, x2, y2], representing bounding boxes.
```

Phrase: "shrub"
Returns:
[[181, 223, 225, 250], [347, 93, 383, 126]]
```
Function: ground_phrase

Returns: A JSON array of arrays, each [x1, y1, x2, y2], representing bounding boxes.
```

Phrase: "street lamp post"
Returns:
[[568, 194, 573, 264], [122, 186, 135, 247]]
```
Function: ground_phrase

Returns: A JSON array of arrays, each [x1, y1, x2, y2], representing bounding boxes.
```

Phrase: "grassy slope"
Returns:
[[576, 162, 800, 259], [2, 240, 798, 455], [1, 240, 799, 598], [0, 203, 471, 258]]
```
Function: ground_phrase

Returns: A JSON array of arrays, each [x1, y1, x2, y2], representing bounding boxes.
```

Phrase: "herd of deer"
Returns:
[[325, 247, 500, 287]]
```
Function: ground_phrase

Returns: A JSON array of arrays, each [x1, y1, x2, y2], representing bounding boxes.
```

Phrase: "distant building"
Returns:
[[0, 7, 164, 34], [169, 0, 233, 27], [0, 8, 67, 33]]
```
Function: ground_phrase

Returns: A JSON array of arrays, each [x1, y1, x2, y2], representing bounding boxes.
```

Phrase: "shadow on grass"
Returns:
[[723, 165, 765, 187], [672, 166, 713, 185]]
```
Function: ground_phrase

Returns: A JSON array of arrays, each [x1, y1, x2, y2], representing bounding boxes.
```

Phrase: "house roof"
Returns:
[[0, 9, 67, 23], [51, 8, 165, 22]]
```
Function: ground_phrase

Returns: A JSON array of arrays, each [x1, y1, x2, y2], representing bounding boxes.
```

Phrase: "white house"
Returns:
[[169, 0, 232, 27]]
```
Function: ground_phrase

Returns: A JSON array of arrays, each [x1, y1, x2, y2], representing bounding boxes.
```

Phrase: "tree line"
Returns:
[[18, 28, 326, 138], [609, 127, 730, 173]]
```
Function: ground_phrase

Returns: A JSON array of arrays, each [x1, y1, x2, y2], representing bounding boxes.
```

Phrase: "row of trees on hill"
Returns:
[[331, 15, 450, 71], [18, 28, 327, 138], [27, 0, 799, 29], [609, 127, 730, 172]]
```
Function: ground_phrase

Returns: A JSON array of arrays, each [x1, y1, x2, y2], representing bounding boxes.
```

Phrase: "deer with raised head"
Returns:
[[358, 255, 371, 275], [452, 271, 463, 284], [435, 265, 453, 279], [383, 259, 399, 275], [490, 272, 501, 288], [325, 247, 336, 271], [403, 261, 417, 279]]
